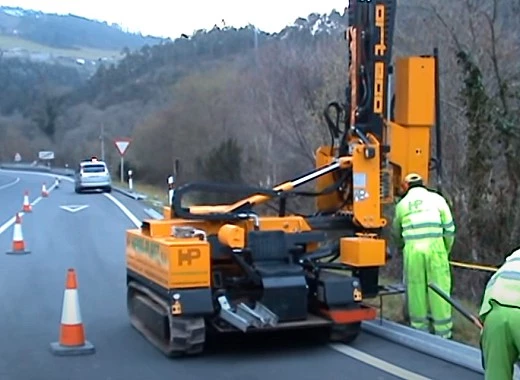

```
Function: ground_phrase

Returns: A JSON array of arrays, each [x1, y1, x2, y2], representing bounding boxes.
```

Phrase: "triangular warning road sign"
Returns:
[[114, 140, 130, 156]]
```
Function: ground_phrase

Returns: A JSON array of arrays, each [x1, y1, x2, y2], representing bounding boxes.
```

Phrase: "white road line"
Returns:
[[0, 215, 17, 235], [0, 182, 57, 236], [0, 176, 20, 191], [329, 343, 432, 380], [103, 193, 142, 228]]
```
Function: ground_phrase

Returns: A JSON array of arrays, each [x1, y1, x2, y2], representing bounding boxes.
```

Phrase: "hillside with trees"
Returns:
[[0, 0, 519, 301], [0, 6, 163, 51]]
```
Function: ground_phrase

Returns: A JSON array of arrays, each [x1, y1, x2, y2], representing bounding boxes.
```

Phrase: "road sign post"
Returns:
[[113, 138, 132, 184]]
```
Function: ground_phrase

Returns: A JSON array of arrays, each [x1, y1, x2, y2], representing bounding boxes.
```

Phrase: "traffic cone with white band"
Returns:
[[50, 269, 95, 356], [6, 213, 30, 255], [42, 182, 48, 197], [22, 191, 31, 212]]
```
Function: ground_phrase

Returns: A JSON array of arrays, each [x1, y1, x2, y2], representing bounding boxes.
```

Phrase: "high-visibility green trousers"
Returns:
[[481, 302, 520, 380], [403, 244, 452, 338]]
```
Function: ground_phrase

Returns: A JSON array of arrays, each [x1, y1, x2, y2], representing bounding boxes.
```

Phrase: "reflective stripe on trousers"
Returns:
[[410, 316, 452, 338], [409, 316, 429, 332], [432, 317, 452, 338]]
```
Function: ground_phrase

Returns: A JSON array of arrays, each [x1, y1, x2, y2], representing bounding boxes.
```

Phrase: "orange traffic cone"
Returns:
[[42, 182, 49, 197], [22, 191, 32, 212], [6, 213, 30, 255], [50, 269, 95, 356]]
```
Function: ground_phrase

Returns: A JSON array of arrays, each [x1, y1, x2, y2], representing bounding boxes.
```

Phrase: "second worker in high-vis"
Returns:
[[392, 173, 456, 339]]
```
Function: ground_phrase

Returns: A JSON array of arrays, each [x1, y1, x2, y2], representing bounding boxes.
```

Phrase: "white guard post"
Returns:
[[128, 170, 133, 191], [168, 175, 175, 206]]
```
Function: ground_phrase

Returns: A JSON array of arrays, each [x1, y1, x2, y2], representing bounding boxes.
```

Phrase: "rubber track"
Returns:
[[329, 321, 361, 344], [127, 281, 206, 357]]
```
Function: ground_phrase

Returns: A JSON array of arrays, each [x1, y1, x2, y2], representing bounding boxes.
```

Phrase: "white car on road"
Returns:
[[74, 157, 112, 193]]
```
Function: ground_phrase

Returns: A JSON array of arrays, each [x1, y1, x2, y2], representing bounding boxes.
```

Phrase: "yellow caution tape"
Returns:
[[449, 260, 498, 273]]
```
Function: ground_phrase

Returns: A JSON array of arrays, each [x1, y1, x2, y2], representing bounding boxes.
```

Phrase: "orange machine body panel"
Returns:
[[126, 230, 211, 289], [127, 214, 319, 290], [340, 236, 386, 267], [350, 136, 386, 229], [388, 56, 435, 187], [321, 305, 377, 324]]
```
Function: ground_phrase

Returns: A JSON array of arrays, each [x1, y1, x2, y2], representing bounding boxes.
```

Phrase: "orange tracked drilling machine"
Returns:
[[125, 0, 442, 357]]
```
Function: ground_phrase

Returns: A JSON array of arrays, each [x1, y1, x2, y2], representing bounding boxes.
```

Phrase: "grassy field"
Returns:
[[119, 180, 482, 347], [0, 35, 120, 60]]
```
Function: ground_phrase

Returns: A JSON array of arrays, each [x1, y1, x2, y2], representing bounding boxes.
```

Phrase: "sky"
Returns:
[[1, 1, 349, 38]]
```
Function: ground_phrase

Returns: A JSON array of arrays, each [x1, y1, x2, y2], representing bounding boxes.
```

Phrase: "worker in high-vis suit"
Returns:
[[392, 173, 456, 338], [480, 248, 520, 380]]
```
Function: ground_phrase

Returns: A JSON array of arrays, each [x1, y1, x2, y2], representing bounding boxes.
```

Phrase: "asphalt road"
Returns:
[[0, 170, 483, 380], [0, 171, 51, 223]]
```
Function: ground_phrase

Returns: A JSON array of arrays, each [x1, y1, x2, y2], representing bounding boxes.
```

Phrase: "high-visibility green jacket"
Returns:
[[479, 249, 520, 319], [391, 186, 456, 253]]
